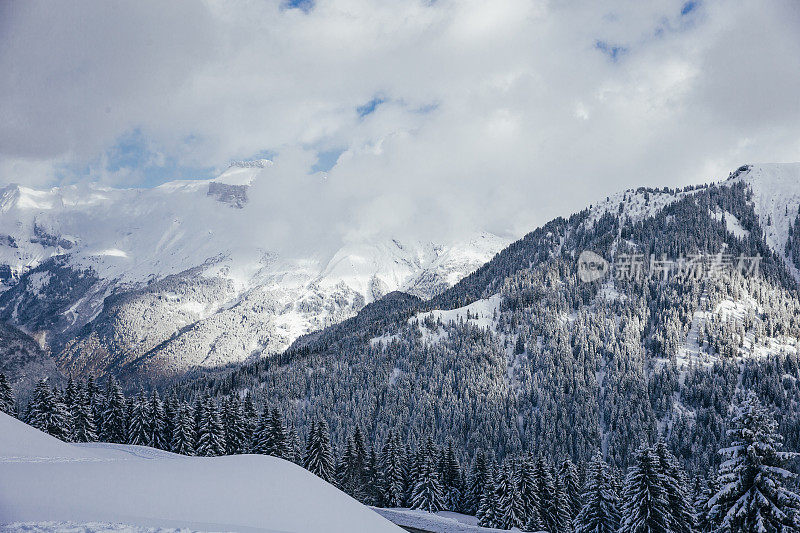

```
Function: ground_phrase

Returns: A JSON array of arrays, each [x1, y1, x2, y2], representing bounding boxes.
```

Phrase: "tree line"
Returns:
[[2, 373, 798, 532]]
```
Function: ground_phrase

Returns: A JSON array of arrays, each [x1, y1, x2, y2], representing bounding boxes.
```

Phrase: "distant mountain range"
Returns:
[[0, 161, 507, 385]]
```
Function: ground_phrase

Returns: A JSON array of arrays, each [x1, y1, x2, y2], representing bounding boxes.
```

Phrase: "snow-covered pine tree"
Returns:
[[709, 391, 800, 532], [477, 462, 498, 528], [71, 386, 97, 443], [653, 438, 695, 533], [575, 452, 620, 533], [255, 407, 288, 458], [467, 449, 489, 515], [0, 373, 14, 415], [286, 423, 303, 464], [303, 419, 336, 483], [101, 378, 127, 443], [440, 440, 463, 512], [534, 456, 559, 532], [411, 454, 445, 513], [517, 455, 544, 532], [241, 391, 258, 452], [127, 391, 150, 446], [195, 395, 226, 457], [552, 466, 572, 532], [148, 391, 166, 450], [494, 462, 525, 530], [379, 430, 405, 508], [221, 395, 246, 455], [27, 378, 70, 441], [162, 395, 177, 448], [171, 404, 195, 456], [693, 473, 719, 533], [619, 444, 672, 533], [559, 458, 582, 523]]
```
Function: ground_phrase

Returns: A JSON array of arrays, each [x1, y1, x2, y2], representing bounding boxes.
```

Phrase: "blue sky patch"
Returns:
[[356, 96, 385, 118], [595, 40, 627, 62], [681, 1, 699, 16], [311, 148, 345, 173], [283, 0, 314, 13]]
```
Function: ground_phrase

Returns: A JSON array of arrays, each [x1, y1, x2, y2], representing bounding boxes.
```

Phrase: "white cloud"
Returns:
[[1, 0, 799, 247]]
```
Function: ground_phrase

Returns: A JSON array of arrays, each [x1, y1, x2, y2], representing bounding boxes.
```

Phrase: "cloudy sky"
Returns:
[[2, 0, 800, 245]]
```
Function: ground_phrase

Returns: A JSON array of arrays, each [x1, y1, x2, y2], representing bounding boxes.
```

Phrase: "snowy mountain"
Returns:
[[0, 412, 402, 532], [181, 162, 800, 478], [0, 161, 507, 384]]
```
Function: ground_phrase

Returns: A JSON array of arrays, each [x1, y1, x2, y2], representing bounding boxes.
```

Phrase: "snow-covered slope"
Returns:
[[0, 412, 402, 532], [729, 163, 800, 280], [0, 162, 507, 381]]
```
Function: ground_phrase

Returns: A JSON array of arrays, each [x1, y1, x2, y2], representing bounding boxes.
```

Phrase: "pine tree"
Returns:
[[559, 458, 582, 523], [379, 430, 406, 508], [71, 386, 97, 443], [0, 373, 14, 415], [171, 404, 195, 456], [575, 453, 620, 533], [101, 378, 127, 443], [693, 474, 719, 533], [709, 391, 800, 532], [411, 454, 445, 513], [440, 440, 463, 512], [195, 395, 226, 456], [517, 455, 543, 531], [653, 438, 695, 533], [619, 444, 672, 533], [478, 463, 498, 528], [534, 456, 559, 532], [27, 378, 70, 441], [148, 391, 167, 450], [222, 395, 246, 455], [494, 462, 525, 529], [127, 391, 150, 446], [286, 423, 303, 464], [303, 419, 335, 483], [241, 392, 258, 452], [552, 466, 572, 532], [467, 449, 490, 515]]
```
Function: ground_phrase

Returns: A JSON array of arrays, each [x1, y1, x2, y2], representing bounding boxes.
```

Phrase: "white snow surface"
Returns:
[[730, 163, 800, 279], [372, 508, 535, 533], [0, 413, 402, 533]]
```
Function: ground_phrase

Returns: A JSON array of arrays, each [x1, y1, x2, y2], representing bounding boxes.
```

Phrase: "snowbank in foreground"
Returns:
[[0, 413, 402, 533]]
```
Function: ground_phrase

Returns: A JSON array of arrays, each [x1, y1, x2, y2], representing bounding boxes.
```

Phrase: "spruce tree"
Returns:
[[127, 391, 150, 446], [654, 438, 695, 533], [27, 378, 70, 441], [171, 404, 195, 456], [709, 391, 800, 532], [101, 378, 127, 443], [195, 396, 226, 456], [148, 391, 167, 450], [534, 456, 559, 532], [575, 453, 620, 533], [494, 462, 525, 529], [619, 444, 672, 533], [440, 440, 463, 512], [379, 430, 405, 508], [559, 458, 582, 523], [0, 373, 14, 415], [467, 449, 490, 515], [411, 455, 445, 513], [303, 419, 335, 483], [477, 463, 498, 528], [71, 386, 97, 443]]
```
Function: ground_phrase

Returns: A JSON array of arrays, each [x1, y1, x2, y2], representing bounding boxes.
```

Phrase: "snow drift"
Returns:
[[0, 412, 402, 532]]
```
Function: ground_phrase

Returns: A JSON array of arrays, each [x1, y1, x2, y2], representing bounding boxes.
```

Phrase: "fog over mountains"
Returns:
[[0, 160, 507, 384]]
